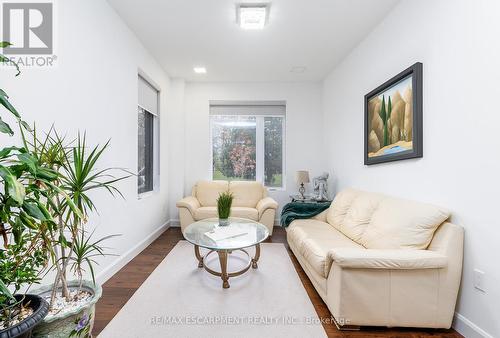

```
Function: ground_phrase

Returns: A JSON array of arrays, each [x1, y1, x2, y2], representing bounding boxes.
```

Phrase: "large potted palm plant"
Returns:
[[28, 130, 128, 337]]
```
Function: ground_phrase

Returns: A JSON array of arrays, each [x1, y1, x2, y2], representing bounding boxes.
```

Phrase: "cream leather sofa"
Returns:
[[176, 180, 278, 235], [287, 188, 463, 329]]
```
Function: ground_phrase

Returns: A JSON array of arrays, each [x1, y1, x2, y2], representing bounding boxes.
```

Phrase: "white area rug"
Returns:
[[98, 241, 327, 338]]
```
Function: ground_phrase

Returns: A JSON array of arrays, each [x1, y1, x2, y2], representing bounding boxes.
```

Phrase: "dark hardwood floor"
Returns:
[[93, 227, 462, 338]]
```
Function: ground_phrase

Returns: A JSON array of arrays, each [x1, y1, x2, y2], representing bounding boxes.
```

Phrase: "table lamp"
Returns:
[[295, 170, 310, 199]]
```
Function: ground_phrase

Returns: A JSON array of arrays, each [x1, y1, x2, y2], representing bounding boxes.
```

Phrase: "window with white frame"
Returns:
[[138, 75, 159, 195], [210, 101, 285, 189]]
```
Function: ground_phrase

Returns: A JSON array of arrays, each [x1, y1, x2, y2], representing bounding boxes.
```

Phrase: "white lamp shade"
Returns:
[[295, 170, 310, 184]]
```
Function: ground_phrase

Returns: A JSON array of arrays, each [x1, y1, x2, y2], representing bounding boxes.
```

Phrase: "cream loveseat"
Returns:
[[287, 188, 463, 329], [176, 180, 278, 235]]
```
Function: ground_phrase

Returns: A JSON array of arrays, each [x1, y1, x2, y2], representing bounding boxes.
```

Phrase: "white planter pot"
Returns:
[[31, 280, 102, 338]]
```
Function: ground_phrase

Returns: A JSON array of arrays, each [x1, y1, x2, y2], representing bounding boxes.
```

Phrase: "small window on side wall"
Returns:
[[138, 75, 159, 195]]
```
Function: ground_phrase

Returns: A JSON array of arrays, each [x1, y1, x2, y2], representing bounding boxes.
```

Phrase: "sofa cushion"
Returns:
[[194, 206, 258, 221], [360, 197, 450, 250], [229, 181, 264, 208], [231, 207, 259, 220], [195, 180, 229, 207], [287, 219, 363, 278], [340, 192, 384, 242], [327, 188, 361, 229]]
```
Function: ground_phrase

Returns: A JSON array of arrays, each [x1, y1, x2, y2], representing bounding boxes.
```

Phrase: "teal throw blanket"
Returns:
[[280, 201, 331, 227]]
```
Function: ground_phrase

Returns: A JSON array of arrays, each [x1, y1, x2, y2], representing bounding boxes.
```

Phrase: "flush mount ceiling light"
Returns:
[[237, 3, 269, 30], [193, 67, 207, 74], [290, 66, 307, 73]]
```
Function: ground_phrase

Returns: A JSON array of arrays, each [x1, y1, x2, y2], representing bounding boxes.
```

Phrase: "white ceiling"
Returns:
[[107, 0, 399, 82]]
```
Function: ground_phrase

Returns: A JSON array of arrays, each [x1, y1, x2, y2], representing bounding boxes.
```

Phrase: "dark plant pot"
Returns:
[[0, 294, 49, 338], [219, 218, 230, 226]]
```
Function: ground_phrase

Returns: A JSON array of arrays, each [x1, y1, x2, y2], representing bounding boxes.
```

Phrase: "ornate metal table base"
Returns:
[[194, 244, 261, 289]]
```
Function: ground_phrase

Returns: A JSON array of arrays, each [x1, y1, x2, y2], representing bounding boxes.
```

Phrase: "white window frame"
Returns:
[[209, 106, 286, 191], [137, 73, 160, 198]]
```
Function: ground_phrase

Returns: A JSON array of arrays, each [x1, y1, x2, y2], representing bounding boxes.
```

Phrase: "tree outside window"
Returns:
[[211, 114, 284, 188]]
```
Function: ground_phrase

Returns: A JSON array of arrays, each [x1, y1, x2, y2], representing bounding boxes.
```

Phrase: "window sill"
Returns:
[[266, 186, 286, 192]]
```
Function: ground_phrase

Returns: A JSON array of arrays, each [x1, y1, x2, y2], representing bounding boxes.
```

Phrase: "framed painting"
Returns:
[[364, 62, 423, 165]]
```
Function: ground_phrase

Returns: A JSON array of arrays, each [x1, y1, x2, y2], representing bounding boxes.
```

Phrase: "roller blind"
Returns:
[[138, 75, 159, 116], [209, 100, 286, 116]]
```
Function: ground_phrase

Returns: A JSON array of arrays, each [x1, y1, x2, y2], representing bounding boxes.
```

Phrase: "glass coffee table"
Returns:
[[183, 218, 269, 289]]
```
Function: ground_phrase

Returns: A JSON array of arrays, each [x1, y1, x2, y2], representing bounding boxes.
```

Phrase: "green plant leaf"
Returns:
[[0, 41, 12, 48], [22, 202, 46, 221], [0, 279, 15, 301], [36, 201, 53, 221], [20, 120, 32, 132], [36, 167, 58, 181], [0, 91, 20, 118], [86, 257, 96, 285], [17, 152, 38, 174], [58, 234, 69, 248], [19, 211, 37, 229], [47, 182, 84, 219], [0, 165, 26, 204], [0, 117, 13, 135], [0, 146, 21, 159], [0, 51, 20, 76], [13, 216, 24, 244]]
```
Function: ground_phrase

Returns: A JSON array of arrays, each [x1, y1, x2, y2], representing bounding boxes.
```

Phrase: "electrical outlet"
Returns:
[[473, 269, 485, 292]]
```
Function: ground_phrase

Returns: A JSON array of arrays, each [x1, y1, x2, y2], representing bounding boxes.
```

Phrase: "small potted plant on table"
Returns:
[[217, 192, 233, 226]]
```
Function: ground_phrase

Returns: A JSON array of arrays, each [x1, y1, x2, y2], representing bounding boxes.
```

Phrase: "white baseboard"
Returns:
[[453, 312, 493, 338], [169, 219, 180, 226], [96, 220, 170, 284]]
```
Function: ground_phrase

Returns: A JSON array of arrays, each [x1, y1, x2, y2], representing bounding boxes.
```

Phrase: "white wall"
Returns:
[[167, 78, 186, 218], [1, 0, 175, 283], [171, 82, 326, 218], [322, 0, 500, 336]]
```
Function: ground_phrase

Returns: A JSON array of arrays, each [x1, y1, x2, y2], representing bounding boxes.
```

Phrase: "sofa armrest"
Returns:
[[327, 248, 448, 270], [256, 197, 278, 218], [176, 196, 200, 215], [312, 209, 328, 222]]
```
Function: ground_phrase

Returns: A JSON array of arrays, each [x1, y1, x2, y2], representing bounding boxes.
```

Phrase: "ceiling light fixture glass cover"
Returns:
[[290, 66, 307, 73], [238, 4, 269, 30], [193, 67, 207, 74]]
